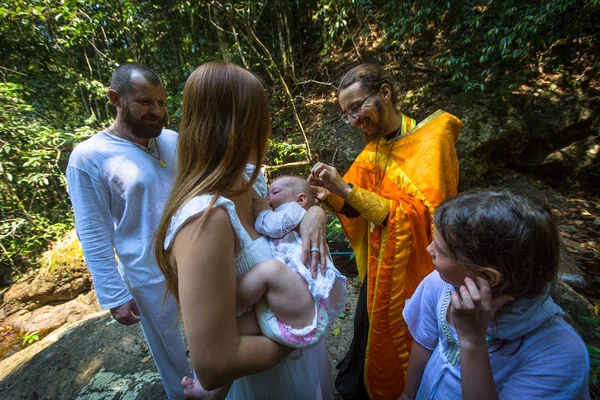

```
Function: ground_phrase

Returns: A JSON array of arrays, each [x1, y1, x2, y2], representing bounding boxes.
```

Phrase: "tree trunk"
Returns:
[[211, 4, 233, 62]]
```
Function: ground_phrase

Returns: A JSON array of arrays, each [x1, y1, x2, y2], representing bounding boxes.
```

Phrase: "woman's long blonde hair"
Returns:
[[155, 61, 271, 301]]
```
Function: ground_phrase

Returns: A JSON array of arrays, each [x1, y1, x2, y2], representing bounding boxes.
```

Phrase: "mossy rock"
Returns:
[[1, 230, 92, 318]]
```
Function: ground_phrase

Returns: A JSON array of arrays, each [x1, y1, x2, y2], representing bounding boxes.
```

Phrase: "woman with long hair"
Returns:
[[155, 61, 334, 399]]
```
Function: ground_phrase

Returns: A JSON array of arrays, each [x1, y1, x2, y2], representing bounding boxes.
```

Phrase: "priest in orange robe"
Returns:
[[309, 64, 461, 400]]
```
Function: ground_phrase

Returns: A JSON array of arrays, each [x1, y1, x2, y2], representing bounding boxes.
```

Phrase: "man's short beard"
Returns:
[[362, 99, 388, 140], [373, 100, 387, 136], [121, 103, 167, 139]]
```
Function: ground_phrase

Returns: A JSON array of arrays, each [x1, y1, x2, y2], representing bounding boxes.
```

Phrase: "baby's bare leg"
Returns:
[[236, 259, 280, 312], [236, 259, 314, 328], [237, 308, 261, 335]]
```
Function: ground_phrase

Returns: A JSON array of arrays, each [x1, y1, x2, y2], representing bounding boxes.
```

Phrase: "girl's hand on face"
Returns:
[[450, 277, 513, 343]]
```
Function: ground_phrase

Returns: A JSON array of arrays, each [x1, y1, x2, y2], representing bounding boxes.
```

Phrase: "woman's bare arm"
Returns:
[[173, 207, 291, 390]]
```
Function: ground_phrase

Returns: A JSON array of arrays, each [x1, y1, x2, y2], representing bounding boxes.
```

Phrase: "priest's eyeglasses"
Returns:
[[341, 90, 379, 124]]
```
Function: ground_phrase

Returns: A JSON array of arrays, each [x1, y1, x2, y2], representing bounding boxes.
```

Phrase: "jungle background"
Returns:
[[0, 0, 599, 398]]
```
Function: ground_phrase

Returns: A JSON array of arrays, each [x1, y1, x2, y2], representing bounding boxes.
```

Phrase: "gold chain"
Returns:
[[373, 126, 403, 194], [108, 125, 167, 168]]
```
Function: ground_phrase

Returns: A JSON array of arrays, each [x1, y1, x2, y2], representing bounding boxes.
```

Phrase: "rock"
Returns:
[[515, 90, 600, 181], [594, 218, 600, 226], [514, 94, 596, 145], [559, 224, 578, 233], [581, 210, 595, 220], [558, 272, 588, 289], [0, 312, 168, 399], [0, 230, 91, 320], [454, 100, 528, 188], [551, 280, 600, 346], [558, 252, 589, 289], [562, 237, 582, 254], [3, 291, 101, 333], [536, 135, 599, 177]]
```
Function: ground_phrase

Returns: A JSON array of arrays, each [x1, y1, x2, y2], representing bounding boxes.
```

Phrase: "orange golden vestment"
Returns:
[[327, 110, 461, 399]]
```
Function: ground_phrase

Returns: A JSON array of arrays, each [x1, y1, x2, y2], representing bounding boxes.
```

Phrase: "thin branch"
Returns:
[[208, 3, 248, 68], [349, 33, 362, 61], [399, 55, 439, 74], [0, 66, 27, 76], [0, 241, 18, 270], [227, 3, 313, 161], [231, 25, 248, 69], [263, 160, 310, 171], [83, 50, 93, 75], [207, 5, 229, 34], [296, 79, 338, 89], [86, 38, 111, 61], [252, 0, 268, 32]]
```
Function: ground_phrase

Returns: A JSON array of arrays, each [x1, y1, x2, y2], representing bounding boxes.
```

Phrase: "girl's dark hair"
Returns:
[[339, 63, 401, 107], [434, 189, 560, 299]]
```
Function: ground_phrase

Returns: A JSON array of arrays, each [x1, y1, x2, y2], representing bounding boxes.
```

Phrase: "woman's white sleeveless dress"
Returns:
[[165, 194, 334, 400]]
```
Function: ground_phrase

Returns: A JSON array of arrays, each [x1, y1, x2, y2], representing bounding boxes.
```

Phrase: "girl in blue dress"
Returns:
[[401, 190, 589, 400]]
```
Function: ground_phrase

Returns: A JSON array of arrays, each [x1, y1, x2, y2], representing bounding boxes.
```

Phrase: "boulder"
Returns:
[[454, 100, 528, 188], [515, 93, 600, 180], [3, 291, 101, 333], [0, 312, 168, 400], [0, 230, 91, 320], [551, 280, 600, 346]]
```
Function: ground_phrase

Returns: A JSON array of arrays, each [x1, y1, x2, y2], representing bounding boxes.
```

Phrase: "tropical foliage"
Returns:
[[1, 0, 598, 278]]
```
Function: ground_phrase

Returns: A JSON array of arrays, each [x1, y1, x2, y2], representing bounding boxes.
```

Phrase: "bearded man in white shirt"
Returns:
[[67, 63, 190, 399]]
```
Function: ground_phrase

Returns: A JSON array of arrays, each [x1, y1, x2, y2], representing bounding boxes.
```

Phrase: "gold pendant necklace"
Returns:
[[108, 125, 167, 168]]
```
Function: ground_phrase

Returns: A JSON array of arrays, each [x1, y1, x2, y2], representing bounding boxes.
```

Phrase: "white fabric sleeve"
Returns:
[[66, 166, 132, 309], [402, 271, 443, 350], [242, 163, 268, 197], [254, 203, 306, 239]]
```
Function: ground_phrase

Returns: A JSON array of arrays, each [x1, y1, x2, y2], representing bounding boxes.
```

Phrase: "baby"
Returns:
[[237, 175, 347, 348], [181, 174, 348, 398]]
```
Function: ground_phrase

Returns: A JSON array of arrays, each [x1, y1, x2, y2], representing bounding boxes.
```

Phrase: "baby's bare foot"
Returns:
[[181, 376, 229, 400]]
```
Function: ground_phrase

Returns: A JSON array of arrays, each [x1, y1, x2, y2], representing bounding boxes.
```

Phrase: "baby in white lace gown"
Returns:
[[237, 176, 347, 349]]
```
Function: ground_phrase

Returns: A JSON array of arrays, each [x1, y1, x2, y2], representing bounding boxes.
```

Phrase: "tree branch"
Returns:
[[263, 160, 310, 171]]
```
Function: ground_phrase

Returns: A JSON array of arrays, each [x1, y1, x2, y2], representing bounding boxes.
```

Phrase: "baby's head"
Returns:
[[267, 176, 314, 210], [429, 189, 560, 299]]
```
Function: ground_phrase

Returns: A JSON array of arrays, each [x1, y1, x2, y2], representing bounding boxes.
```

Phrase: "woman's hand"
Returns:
[[308, 162, 352, 199], [450, 277, 513, 343], [299, 206, 330, 277]]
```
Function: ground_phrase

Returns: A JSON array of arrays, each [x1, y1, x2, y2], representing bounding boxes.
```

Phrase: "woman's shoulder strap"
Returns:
[[164, 194, 252, 250]]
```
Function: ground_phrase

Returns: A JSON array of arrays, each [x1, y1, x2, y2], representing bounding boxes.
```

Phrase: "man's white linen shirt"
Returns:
[[66, 129, 178, 309]]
